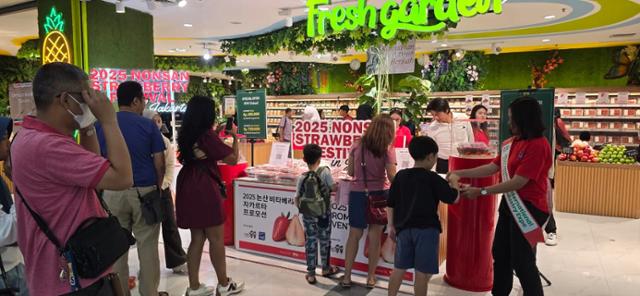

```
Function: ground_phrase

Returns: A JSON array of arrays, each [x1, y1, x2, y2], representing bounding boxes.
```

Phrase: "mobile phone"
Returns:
[[224, 117, 234, 134]]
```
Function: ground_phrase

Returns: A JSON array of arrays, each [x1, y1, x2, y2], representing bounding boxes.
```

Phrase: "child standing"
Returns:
[[295, 144, 340, 284], [387, 136, 460, 296]]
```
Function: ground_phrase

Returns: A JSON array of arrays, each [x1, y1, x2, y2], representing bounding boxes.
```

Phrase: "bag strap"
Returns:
[[14, 186, 65, 254], [195, 161, 226, 191], [360, 144, 369, 195]]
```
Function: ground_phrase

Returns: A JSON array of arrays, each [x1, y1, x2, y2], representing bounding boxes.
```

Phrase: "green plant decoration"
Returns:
[[264, 63, 316, 95], [0, 56, 39, 115], [395, 75, 432, 124], [44, 7, 64, 34], [154, 55, 235, 72], [604, 45, 640, 86], [225, 69, 270, 90], [422, 50, 486, 91], [16, 39, 40, 61], [221, 19, 455, 56], [176, 77, 229, 105]]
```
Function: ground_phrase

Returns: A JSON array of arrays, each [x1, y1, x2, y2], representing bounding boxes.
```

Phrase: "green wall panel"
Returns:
[[86, 0, 154, 69]]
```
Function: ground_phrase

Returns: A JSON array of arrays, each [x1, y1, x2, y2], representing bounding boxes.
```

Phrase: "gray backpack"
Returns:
[[298, 167, 331, 217]]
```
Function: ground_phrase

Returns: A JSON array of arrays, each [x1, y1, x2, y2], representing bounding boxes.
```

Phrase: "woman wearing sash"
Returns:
[[447, 97, 552, 296]]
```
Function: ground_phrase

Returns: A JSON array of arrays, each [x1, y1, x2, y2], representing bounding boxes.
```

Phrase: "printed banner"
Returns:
[[8, 82, 35, 126], [366, 40, 416, 75], [292, 120, 370, 168], [89, 68, 190, 104], [234, 180, 413, 282]]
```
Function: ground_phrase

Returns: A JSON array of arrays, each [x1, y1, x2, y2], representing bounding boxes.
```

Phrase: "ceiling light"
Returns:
[[175, 48, 187, 52], [116, 1, 125, 13], [178, 0, 187, 8], [228, 81, 233, 86], [542, 39, 551, 42], [203, 77, 208, 83], [544, 15, 556, 20], [431, 39, 438, 44], [224, 56, 231, 63], [286, 16, 293, 27], [169, 49, 176, 53], [316, 54, 322, 59], [230, 21, 242, 25], [203, 51, 211, 60], [441, 43, 448, 47], [183, 23, 193, 27]]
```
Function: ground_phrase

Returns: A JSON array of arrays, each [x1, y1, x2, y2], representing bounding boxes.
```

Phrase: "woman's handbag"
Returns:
[[14, 187, 135, 282], [61, 273, 124, 296], [137, 189, 165, 225], [360, 145, 389, 225]]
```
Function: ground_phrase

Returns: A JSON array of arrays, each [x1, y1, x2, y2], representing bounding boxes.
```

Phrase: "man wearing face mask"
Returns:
[[10, 62, 133, 295], [96, 81, 166, 296]]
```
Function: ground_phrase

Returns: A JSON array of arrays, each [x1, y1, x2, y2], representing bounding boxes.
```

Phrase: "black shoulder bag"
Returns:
[[14, 187, 135, 280]]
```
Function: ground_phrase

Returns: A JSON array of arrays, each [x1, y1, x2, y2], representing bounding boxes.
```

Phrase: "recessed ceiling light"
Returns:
[[441, 43, 448, 47], [183, 23, 193, 27], [230, 21, 242, 25], [431, 39, 438, 44], [319, 6, 329, 11], [544, 15, 556, 20], [115, 1, 125, 13], [169, 49, 176, 53], [542, 39, 551, 42], [175, 48, 187, 52], [178, 0, 187, 8]]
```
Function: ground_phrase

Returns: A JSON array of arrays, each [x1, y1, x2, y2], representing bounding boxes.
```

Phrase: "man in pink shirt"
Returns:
[[11, 62, 133, 295]]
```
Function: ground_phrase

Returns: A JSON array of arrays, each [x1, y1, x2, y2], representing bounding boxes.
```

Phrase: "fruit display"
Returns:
[[285, 214, 305, 247], [456, 142, 494, 157], [272, 212, 291, 242], [598, 144, 637, 165]]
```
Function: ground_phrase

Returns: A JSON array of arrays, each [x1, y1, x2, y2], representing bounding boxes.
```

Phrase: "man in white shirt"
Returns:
[[278, 108, 293, 142], [425, 98, 474, 173], [0, 116, 28, 295]]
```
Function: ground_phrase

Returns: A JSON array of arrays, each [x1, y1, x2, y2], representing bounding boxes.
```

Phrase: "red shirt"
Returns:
[[473, 128, 489, 144], [492, 137, 552, 213], [12, 116, 110, 295], [343, 115, 353, 120], [394, 126, 413, 148]]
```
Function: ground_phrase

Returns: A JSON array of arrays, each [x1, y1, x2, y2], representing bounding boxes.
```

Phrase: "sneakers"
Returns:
[[216, 278, 244, 296], [186, 283, 215, 296], [173, 263, 189, 275], [545, 233, 558, 246]]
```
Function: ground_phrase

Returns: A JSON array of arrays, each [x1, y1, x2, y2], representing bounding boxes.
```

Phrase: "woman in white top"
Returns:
[[425, 98, 474, 173], [144, 110, 189, 274]]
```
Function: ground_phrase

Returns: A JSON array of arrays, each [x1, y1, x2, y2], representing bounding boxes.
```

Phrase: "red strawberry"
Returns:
[[272, 212, 291, 242]]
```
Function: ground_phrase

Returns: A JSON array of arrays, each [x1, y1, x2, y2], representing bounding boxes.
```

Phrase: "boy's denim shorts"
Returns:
[[394, 228, 440, 274]]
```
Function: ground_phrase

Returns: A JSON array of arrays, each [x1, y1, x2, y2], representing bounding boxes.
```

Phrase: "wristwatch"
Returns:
[[480, 188, 489, 196], [83, 126, 96, 137]]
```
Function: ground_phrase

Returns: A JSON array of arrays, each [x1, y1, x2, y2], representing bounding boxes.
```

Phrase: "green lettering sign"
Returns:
[[307, 0, 503, 40]]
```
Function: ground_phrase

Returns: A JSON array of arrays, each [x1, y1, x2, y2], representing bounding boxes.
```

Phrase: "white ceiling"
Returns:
[[1, 0, 639, 69]]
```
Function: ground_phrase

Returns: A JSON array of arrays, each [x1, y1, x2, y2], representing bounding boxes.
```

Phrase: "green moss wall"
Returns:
[[316, 46, 629, 93], [86, 0, 154, 69]]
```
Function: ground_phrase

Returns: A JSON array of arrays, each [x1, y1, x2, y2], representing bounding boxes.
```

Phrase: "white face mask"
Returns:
[[66, 94, 97, 129]]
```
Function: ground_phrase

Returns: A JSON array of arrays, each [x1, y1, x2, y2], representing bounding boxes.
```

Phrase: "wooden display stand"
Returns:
[[555, 161, 640, 219], [438, 203, 448, 265]]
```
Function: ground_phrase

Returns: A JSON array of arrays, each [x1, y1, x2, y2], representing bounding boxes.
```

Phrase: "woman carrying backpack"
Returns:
[[341, 114, 397, 289]]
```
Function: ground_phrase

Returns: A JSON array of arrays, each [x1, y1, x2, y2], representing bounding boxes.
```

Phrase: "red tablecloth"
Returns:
[[218, 162, 248, 245], [444, 156, 498, 292]]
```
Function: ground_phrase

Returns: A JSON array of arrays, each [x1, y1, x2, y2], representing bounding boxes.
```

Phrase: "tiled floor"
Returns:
[[126, 211, 640, 296]]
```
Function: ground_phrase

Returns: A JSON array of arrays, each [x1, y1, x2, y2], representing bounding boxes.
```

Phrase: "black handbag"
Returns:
[[14, 187, 135, 281], [136, 189, 164, 225]]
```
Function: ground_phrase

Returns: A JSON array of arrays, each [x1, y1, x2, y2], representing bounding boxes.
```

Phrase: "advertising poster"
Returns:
[[8, 82, 35, 127], [234, 180, 413, 282], [292, 120, 370, 168], [224, 96, 237, 116], [236, 89, 267, 139], [366, 40, 416, 75]]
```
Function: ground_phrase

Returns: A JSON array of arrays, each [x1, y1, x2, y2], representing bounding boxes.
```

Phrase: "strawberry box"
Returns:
[[562, 109, 572, 116], [585, 109, 597, 116], [598, 109, 610, 116], [572, 109, 584, 116], [587, 122, 598, 129], [611, 109, 622, 116], [571, 122, 581, 128], [612, 122, 623, 129]]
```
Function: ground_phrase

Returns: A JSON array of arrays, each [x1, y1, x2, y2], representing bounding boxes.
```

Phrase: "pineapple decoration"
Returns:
[[42, 7, 71, 65]]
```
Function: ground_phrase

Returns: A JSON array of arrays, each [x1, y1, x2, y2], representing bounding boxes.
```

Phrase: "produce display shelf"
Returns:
[[569, 128, 640, 133], [557, 104, 640, 108], [562, 116, 640, 120]]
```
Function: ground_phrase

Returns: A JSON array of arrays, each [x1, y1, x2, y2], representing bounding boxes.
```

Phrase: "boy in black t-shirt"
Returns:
[[387, 136, 460, 296]]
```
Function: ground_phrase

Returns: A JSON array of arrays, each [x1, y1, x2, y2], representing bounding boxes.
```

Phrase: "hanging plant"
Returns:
[[220, 18, 456, 56], [154, 55, 235, 72], [531, 51, 564, 88], [421, 50, 486, 91]]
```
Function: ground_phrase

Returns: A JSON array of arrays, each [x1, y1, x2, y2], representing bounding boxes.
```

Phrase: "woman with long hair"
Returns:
[[390, 109, 413, 148], [176, 96, 244, 296], [448, 97, 552, 296], [341, 114, 397, 289], [470, 105, 489, 144]]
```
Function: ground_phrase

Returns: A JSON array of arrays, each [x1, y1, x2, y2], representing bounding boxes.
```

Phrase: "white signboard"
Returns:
[[596, 92, 610, 104], [575, 92, 587, 104], [395, 148, 415, 172], [224, 96, 236, 116], [616, 92, 629, 105], [269, 142, 291, 166], [557, 93, 569, 105], [234, 180, 414, 283], [292, 120, 370, 168], [367, 40, 416, 75]]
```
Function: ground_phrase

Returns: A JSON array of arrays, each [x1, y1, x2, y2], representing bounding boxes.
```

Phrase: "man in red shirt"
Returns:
[[339, 105, 353, 120], [11, 63, 133, 295], [448, 97, 552, 296]]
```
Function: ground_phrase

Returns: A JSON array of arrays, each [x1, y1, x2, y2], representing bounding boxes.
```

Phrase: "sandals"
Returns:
[[366, 278, 377, 289], [321, 266, 340, 278], [305, 274, 317, 285], [338, 276, 352, 289]]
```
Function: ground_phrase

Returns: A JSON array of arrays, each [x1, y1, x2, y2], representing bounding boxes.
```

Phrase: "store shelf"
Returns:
[[562, 116, 640, 120], [557, 104, 640, 108], [267, 106, 355, 110], [569, 128, 639, 133]]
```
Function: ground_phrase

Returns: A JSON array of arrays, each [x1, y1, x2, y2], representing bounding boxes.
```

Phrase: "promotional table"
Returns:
[[444, 156, 499, 292]]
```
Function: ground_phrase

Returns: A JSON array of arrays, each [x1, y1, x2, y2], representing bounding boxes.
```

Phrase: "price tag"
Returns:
[[596, 92, 610, 104], [268, 142, 290, 166], [395, 148, 415, 172], [616, 92, 629, 105], [557, 93, 569, 105], [575, 92, 587, 104], [481, 94, 491, 107], [465, 95, 474, 103], [625, 149, 638, 158]]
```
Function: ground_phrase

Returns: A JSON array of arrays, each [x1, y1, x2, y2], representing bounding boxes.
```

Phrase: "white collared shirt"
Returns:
[[426, 113, 474, 159], [0, 204, 23, 271]]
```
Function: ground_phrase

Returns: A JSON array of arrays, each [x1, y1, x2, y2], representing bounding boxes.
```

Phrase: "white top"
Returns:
[[0, 204, 23, 271], [162, 135, 175, 190], [426, 113, 474, 159]]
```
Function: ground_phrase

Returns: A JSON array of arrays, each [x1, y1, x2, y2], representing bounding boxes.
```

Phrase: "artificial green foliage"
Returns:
[[422, 50, 485, 91], [155, 55, 236, 73], [394, 75, 432, 124], [16, 39, 40, 61], [0, 56, 39, 115], [224, 69, 269, 90], [176, 76, 229, 105], [264, 63, 316, 95], [220, 19, 455, 56]]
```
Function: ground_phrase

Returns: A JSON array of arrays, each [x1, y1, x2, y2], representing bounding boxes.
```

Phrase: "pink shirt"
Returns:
[[12, 116, 110, 295], [350, 143, 396, 192]]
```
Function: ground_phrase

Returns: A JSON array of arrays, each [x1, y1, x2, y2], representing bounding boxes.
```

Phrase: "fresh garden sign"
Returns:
[[307, 0, 504, 40]]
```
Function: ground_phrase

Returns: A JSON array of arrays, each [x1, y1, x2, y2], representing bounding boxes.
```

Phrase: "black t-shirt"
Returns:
[[387, 168, 458, 233]]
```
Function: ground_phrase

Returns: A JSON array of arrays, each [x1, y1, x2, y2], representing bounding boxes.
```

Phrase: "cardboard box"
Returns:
[[612, 109, 622, 116], [585, 109, 597, 116], [599, 109, 610, 116]]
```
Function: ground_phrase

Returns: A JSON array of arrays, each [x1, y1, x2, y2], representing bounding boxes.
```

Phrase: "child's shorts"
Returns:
[[394, 228, 440, 274]]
